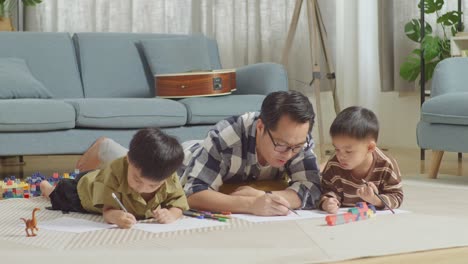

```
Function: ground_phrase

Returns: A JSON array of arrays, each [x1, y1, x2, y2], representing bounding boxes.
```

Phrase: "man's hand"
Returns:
[[250, 192, 291, 216], [153, 207, 182, 224], [230, 186, 264, 197], [357, 181, 380, 205], [322, 197, 340, 214]]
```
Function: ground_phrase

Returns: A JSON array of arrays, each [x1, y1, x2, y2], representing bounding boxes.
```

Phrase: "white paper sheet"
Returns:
[[133, 218, 227, 233], [39, 217, 115, 233], [232, 208, 409, 223]]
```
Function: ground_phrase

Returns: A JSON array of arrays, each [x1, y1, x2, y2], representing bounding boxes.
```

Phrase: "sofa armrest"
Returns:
[[234, 63, 288, 95]]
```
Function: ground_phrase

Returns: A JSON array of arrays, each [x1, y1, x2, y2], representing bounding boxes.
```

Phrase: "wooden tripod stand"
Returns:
[[281, 0, 340, 158]]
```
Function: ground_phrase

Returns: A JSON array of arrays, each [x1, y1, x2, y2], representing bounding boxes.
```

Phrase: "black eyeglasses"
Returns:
[[266, 129, 309, 154]]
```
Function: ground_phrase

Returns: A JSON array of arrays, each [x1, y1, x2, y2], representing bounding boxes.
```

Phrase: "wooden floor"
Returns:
[[1, 147, 468, 263]]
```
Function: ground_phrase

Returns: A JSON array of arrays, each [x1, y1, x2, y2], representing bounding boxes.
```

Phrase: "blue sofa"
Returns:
[[0, 32, 288, 156]]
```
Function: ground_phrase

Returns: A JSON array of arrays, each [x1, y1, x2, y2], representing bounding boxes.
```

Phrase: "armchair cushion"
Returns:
[[421, 92, 468, 125], [0, 58, 53, 99]]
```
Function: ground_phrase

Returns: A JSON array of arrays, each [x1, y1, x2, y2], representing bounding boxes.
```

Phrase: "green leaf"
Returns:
[[22, 0, 42, 6], [424, 60, 439, 82], [451, 25, 458, 36], [439, 38, 451, 59], [418, 0, 444, 14], [437, 11, 461, 26], [404, 19, 432, 42], [422, 36, 441, 61], [400, 50, 422, 82]]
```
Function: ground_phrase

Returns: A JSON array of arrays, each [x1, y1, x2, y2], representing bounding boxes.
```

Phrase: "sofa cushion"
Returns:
[[73, 33, 222, 98], [0, 58, 53, 99], [0, 32, 84, 98], [141, 36, 212, 74], [0, 99, 75, 132], [65, 98, 187, 128], [180, 95, 265, 125], [421, 92, 468, 125]]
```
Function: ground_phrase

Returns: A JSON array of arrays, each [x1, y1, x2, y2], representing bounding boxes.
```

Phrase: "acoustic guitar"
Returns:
[[155, 69, 236, 98]]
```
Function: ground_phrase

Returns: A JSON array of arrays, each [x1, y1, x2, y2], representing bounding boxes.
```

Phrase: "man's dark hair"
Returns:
[[259, 90, 315, 133], [127, 128, 184, 181], [330, 106, 379, 141]]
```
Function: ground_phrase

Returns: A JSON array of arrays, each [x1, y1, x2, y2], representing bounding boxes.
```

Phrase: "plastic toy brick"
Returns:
[[325, 202, 377, 226]]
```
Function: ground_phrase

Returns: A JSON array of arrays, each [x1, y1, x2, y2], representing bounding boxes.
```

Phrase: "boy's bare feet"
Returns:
[[75, 137, 106, 172], [40, 180, 54, 198]]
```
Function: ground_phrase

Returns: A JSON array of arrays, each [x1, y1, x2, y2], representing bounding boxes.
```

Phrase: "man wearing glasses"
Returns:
[[76, 91, 321, 216]]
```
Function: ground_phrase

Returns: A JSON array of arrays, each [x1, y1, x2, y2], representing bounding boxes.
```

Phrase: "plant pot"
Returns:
[[0, 17, 14, 31]]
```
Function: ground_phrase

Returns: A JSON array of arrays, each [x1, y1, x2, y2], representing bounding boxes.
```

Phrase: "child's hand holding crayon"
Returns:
[[109, 192, 137, 228], [357, 181, 381, 206], [104, 209, 136, 229], [117, 211, 137, 229], [322, 197, 340, 214]]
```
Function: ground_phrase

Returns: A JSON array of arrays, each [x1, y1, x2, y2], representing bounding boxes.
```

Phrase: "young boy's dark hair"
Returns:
[[329, 106, 379, 141], [128, 127, 184, 182], [259, 90, 315, 133]]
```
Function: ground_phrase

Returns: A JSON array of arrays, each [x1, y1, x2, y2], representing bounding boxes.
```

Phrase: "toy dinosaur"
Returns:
[[20, 207, 40, 237]]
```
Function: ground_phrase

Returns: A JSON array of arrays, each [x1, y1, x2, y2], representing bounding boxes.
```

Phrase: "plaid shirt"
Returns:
[[177, 112, 322, 209]]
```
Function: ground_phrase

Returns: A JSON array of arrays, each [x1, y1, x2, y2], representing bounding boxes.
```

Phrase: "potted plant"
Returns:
[[0, 0, 42, 31], [400, 0, 462, 84]]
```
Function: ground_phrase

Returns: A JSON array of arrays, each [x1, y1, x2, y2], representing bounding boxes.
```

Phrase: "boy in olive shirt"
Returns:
[[40, 128, 189, 228]]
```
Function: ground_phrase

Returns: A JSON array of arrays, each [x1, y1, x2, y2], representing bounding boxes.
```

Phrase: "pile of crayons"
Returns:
[[183, 209, 231, 222]]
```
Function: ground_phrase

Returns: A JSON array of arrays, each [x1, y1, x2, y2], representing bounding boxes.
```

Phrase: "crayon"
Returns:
[[183, 210, 204, 219]]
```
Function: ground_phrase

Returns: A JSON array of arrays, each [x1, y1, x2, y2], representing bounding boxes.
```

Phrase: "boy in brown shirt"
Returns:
[[40, 128, 189, 228], [319, 106, 403, 214]]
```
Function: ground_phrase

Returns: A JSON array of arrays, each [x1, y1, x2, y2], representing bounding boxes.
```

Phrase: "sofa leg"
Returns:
[[428, 150, 444, 179]]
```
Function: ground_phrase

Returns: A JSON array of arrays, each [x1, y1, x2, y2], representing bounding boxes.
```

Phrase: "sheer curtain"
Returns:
[[25, 0, 337, 97], [334, 0, 452, 147], [336, 0, 417, 102]]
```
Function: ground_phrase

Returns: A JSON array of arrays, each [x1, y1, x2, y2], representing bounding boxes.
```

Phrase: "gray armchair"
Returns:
[[417, 57, 468, 178]]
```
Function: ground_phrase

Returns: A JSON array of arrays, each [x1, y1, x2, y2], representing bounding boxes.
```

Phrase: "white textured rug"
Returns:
[[1, 175, 468, 264]]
